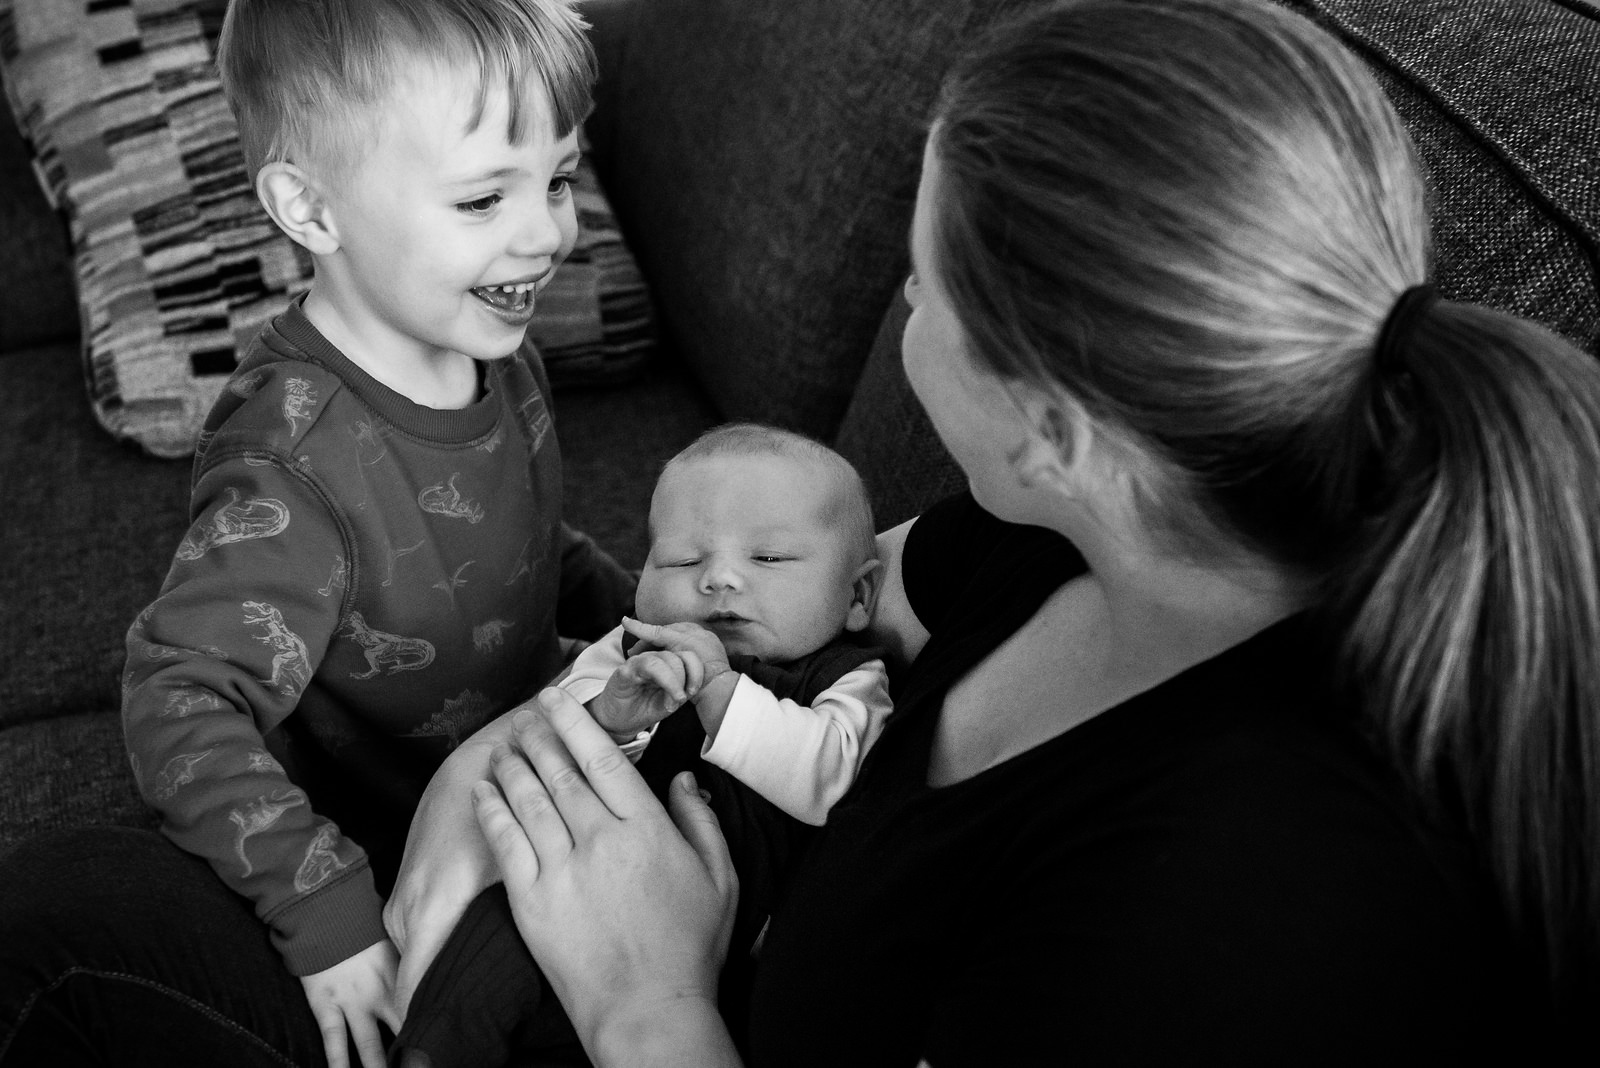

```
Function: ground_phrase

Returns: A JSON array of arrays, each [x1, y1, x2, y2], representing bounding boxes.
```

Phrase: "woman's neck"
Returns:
[[1063, 509, 1308, 678]]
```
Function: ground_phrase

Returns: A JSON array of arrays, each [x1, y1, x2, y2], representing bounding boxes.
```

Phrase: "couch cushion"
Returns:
[[0, 0, 655, 458], [0, 711, 156, 858], [1279, 0, 1600, 354], [584, 0, 1041, 440]]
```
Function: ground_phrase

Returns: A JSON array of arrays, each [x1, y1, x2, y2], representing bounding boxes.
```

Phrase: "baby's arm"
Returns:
[[699, 661, 892, 825]]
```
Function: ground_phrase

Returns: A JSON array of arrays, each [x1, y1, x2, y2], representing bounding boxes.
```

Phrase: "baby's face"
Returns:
[[635, 454, 871, 663], [313, 57, 580, 370]]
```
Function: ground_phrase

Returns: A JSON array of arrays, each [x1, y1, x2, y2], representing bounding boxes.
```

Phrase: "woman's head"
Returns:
[[918, 0, 1600, 997], [921, 0, 1427, 574]]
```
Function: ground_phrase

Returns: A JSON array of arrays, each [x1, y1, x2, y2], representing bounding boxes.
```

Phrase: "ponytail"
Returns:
[[1334, 300, 1600, 997]]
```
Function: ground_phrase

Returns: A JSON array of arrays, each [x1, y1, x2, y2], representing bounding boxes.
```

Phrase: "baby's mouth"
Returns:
[[471, 281, 536, 314]]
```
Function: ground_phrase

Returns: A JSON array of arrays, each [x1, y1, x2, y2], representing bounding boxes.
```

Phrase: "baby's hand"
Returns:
[[592, 647, 696, 736], [622, 618, 731, 678], [589, 619, 733, 737]]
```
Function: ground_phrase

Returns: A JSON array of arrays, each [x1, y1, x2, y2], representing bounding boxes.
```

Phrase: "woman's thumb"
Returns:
[[668, 772, 737, 894]]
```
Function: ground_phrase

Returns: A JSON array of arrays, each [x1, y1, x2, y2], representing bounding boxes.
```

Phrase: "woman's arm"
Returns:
[[869, 518, 932, 669], [473, 689, 743, 1066]]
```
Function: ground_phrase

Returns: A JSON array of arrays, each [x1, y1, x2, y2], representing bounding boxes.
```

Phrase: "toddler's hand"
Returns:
[[298, 938, 402, 1068]]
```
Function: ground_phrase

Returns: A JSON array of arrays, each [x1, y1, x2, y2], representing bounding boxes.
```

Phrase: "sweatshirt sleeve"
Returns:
[[122, 453, 385, 976], [701, 661, 892, 825], [558, 623, 628, 704]]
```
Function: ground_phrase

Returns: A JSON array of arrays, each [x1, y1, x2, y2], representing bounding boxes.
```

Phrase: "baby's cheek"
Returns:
[[631, 573, 681, 625]]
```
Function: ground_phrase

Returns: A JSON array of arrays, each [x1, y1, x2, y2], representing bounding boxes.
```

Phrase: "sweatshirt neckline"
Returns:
[[275, 297, 504, 444]]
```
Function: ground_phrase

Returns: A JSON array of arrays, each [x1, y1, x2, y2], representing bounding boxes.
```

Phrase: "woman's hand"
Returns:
[[473, 688, 744, 1066]]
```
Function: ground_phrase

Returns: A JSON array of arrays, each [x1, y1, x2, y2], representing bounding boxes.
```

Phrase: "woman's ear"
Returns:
[[843, 559, 885, 633], [1007, 385, 1094, 493], [256, 162, 340, 255]]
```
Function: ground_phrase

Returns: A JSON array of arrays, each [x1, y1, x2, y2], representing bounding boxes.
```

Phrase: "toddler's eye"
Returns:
[[457, 194, 502, 216], [753, 555, 786, 564], [549, 173, 575, 198]]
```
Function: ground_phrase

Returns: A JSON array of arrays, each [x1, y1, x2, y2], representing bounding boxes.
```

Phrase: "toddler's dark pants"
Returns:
[[0, 825, 342, 1067]]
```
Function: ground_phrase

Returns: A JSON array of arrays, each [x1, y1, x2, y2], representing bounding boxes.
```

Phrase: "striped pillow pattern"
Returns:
[[0, 0, 653, 459]]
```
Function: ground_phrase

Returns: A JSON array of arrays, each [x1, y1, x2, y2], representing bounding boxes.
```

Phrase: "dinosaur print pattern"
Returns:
[[176, 488, 290, 561], [407, 689, 494, 748], [418, 473, 485, 524], [161, 685, 226, 718], [153, 748, 216, 800], [505, 537, 536, 587], [294, 823, 350, 892], [283, 377, 318, 436], [229, 788, 307, 878], [228, 367, 271, 400], [351, 419, 388, 467], [317, 555, 348, 598], [382, 538, 426, 588], [432, 561, 474, 607], [242, 601, 313, 698], [340, 610, 436, 680], [517, 392, 551, 455], [473, 619, 515, 653], [244, 748, 284, 774]]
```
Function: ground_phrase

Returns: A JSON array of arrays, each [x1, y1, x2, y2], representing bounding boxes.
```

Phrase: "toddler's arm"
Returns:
[[123, 458, 386, 978]]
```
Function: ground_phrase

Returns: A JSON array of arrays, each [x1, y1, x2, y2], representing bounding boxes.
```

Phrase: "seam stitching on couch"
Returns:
[[0, 966, 299, 1067]]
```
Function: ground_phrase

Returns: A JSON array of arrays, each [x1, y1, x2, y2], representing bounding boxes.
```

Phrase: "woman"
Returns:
[[389, 0, 1598, 1061]]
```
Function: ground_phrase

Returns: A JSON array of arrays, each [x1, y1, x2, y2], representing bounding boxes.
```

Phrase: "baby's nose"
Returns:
[[699, 558, 744, 593]]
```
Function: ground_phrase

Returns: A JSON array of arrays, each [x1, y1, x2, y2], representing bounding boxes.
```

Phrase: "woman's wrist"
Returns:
[[586, 991, 741, 1068]]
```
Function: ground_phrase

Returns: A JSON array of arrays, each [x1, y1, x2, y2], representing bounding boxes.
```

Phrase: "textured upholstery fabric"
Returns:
[[1280, 0, 1599, 353], [583, 0, 1035, 439]]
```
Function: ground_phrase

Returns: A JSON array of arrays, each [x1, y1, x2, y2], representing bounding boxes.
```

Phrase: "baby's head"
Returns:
[[636, 424, 882, 664], [216, 0, 595, 366]]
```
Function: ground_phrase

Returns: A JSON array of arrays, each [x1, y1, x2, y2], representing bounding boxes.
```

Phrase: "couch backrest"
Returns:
[[586, 0, 1599, 524]]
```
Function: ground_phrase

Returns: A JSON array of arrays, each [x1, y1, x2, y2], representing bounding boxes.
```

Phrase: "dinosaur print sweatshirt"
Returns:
[[122, 300, 634, 976]]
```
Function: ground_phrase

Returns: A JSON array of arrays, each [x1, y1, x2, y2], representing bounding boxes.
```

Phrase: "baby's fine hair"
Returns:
[[216, 0, 595, 182], [666, 423, 877, 563], [934, 0, 1600, 1001]]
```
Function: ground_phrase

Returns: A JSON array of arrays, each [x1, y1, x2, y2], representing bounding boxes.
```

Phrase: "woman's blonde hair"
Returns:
[[931, 0, 1599, 1001], [217, 0, 595, 184]]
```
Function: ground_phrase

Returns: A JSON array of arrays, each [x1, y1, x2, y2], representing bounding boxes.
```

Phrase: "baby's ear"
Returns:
[[844, 558, 885, 633], [256, 162, 340, 255]]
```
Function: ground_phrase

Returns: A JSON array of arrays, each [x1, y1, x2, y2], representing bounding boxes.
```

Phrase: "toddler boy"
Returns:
[[393, 423, 892, 1066], [120, 2, 633, 1065]]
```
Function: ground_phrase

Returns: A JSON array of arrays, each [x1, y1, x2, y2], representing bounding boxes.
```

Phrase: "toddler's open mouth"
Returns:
[[471, 281, 537, 316]]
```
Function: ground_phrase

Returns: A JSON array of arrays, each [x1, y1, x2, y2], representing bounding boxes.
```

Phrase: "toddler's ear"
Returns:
[[256, 162, 340, 255], [844, 559, 885, 633]]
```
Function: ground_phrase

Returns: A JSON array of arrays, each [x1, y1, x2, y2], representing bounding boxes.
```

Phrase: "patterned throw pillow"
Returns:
[[0, 0, 653, 459]]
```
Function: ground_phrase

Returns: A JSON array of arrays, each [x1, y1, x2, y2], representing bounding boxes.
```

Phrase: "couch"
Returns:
[[2, 0, 1596, 862]]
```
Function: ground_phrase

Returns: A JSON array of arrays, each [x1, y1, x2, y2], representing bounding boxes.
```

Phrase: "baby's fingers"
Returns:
[[636, 653, 689, 705]]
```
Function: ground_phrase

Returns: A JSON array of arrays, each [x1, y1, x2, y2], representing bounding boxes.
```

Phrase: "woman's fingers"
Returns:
[[667, 771, 739, 910], [532, 687, 661, 820], [472, 777, 541, 888], [489, 733, 575, 863]]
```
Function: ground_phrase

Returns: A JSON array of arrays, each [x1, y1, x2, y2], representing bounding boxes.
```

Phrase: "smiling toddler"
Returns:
[[117, 3, 637, 1066]]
